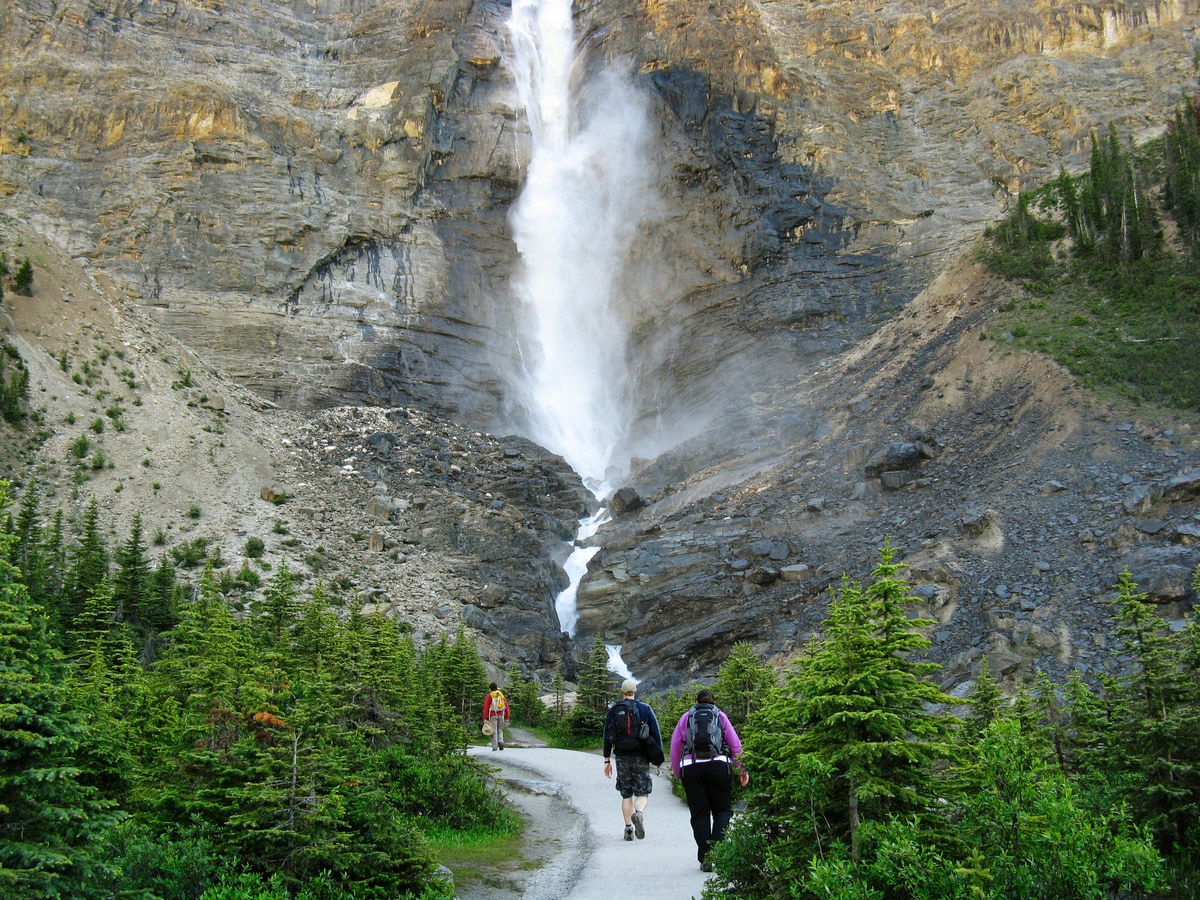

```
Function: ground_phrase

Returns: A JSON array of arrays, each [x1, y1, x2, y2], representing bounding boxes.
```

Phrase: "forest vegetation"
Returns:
[[0, 482, 521, 899], [686, 552, 1200, 900], [978, 96, 1200, 414]]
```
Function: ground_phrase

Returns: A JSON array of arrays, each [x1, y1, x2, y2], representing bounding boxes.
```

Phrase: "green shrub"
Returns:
[[13, 257, 33, 296], [170, 536, 209, 568]]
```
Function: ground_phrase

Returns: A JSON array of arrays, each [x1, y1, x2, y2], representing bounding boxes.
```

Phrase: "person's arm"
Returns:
[[602, 708, 613, 768], [483, 695, 491, 721], [669, 714, 687, 779], [644, 703, 662, 746], [721, 712, 750, 786]]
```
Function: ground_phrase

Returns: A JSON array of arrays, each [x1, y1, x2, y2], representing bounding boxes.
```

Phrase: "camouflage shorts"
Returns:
[[614, 755, 653, 798]]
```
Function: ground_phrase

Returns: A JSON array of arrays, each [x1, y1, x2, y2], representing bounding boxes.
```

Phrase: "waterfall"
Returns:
[[506, 0, 656, 487], [506, 0, 656, 681]]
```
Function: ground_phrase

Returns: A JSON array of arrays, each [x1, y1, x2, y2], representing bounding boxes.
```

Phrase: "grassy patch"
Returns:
[[985, 254, 1200, 410], [426, 817, 530, 887]]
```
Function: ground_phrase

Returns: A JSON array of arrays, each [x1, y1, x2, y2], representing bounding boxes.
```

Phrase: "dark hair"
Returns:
[[489, 682, 498, 691], [696, 689, 715, 704]]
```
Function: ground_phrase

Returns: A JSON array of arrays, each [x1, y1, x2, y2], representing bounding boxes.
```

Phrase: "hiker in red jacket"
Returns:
[[483, 682, 510, 751]]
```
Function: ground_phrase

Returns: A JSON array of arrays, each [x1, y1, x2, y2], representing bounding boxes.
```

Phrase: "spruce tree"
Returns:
[[748, 546, 957, 863], [1104, 569, 1200, 852], [63, 499, 108, 638], [40, 510, 66, 620], [550, 669, 567, 723], [504, 659, 545, 727], [112, 513, 150, 627], [1165, 96, 1200, 256], [255, 561, 298, 648], [440, 625, 487, 729], [12, 258, 32, 297], [291, 580, 340, 677], [952, 717, 1163, 898], [713, 641, 777, 726], [965, 655, 1004, 736], [0, 485, 120, 897], [9, 482, 40, 573], [576, 634, 613, 714], [140, 554, 182, 639]]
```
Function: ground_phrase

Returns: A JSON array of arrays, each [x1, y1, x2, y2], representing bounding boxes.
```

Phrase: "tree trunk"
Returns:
[[848, 776, 861, 863]]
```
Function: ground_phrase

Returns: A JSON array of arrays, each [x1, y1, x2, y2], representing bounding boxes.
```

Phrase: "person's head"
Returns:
[[489, 682, 498, 692], [696, 688, 715, 705], [620, 678, 638, 697]]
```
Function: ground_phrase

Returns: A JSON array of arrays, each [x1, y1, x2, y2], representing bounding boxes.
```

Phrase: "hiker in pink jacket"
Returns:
[[669, 689, 749, 871]]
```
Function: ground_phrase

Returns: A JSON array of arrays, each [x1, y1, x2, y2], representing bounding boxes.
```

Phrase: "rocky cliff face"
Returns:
[[1, 0, 1198, 690], [3, 2, 1196, 437]]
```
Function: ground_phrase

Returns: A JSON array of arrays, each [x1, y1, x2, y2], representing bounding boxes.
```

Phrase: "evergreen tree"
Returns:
[[254, 561, 298, 648], [504, 660, 545, 727], [111, 513, 150, 627], [67, 637, 142, 802], [1103, 569, 1200, 852], [1053, 167, 1092, 251], [747, 546, 957, 864], [440, 625, 488, 730], [1056, 670, 1111, 781], [550, 669, 567, 723], [965, 655, 1005, 736], [1081, 125, 1159, 264], [72, 576, 126, 662], [0, 485, 121, 897], [12, 258, 32, 297], [1165, 95, 1200, 256], [951, 718, 1163, 898], [63, 499, 108, 639], [40, 510, 66, 621], [713, 641, 777, 726], [407, 640, 465, 754], [575, 634, 613, 715], [140, 554, 182, 639], [290, 580, 340, 678], [9, 485, 47, 607], [0, 343, 28, 426]]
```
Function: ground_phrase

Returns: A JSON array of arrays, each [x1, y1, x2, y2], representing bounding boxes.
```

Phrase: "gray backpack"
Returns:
[[684, 703, 725, 759]]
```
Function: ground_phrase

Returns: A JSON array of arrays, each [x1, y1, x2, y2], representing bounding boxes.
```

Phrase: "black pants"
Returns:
[[681, 760, 733, 862]]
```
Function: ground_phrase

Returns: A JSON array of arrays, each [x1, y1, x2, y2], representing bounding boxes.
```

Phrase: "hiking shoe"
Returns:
[[623, 826, 634, 841], [631, 810, 645, 839], [700, 861, 713, 873], [498, 742, 504, 750]]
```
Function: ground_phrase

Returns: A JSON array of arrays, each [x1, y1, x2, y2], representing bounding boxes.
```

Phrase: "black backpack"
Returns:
[[685, 704, 725, 760], [609, 699, 646, 753]]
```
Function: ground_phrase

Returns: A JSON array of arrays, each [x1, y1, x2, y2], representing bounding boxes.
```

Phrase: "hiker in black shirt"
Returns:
[[602, 678, 663, 841]]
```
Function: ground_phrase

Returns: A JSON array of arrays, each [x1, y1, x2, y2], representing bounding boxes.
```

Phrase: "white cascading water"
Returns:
[[506, 0, 655, 485], [506, 0, 655, 676]]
